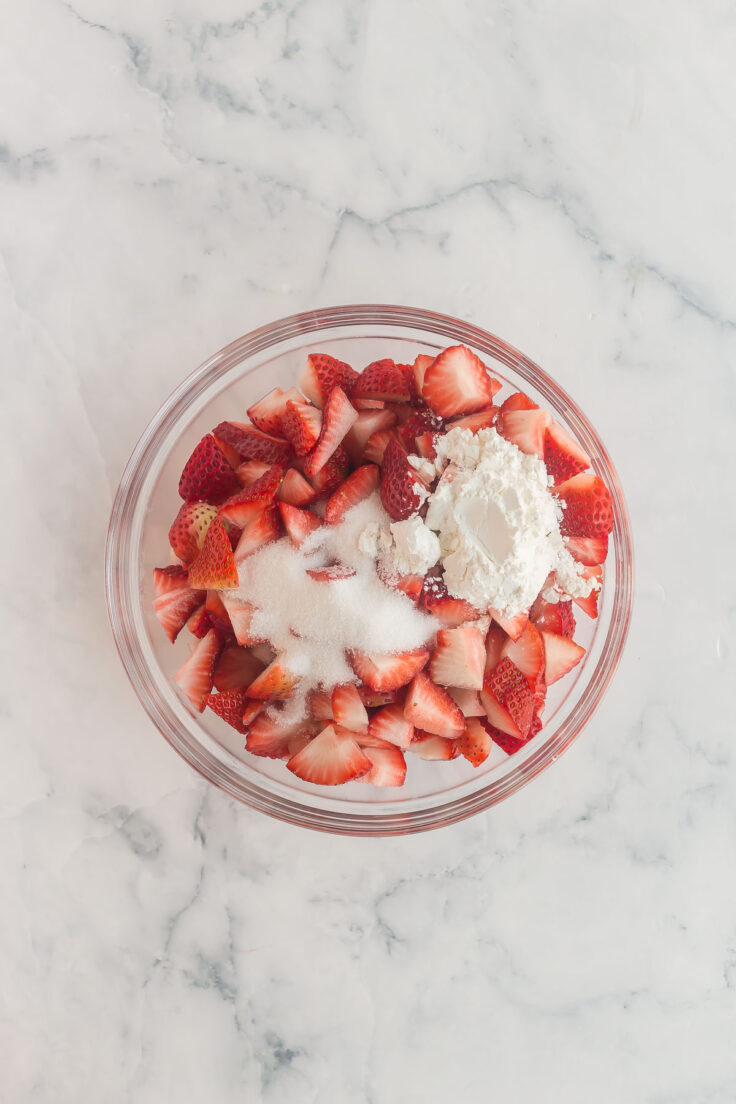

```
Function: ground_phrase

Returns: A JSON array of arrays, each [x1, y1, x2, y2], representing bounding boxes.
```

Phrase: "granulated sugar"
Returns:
[[234, 494, 436, 724]]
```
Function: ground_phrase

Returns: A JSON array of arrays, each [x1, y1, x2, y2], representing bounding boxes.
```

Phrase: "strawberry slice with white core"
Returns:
[[501, 621, 545, 685], [331, 683, 369, 734], [380, 438, 423, 520], [499, 392, 538, 414], [489, 607, 529, 641], [245, 656, 300, 700], [555, 472, 614, 538], [206, 688, 249, 733], [403, 670, 466, 738], [446, 407, 498, 433], [247, 386, 303, 436], [412, 354, 434, 395], [408, 732, 459, 760], [219, 594, 264, 646], [367, 703, 414, 750], [349, 647, 430, 692], [234, 503, 281, 562], [277, 501, 322, 547], [178, 434, 241, 503], [300, 353, 358, 408], [308, 689, 334, 722], [175, 629, 222, 711], [456, 717, 494, 766], [447, 686, 485, 717], [540, 630, 586, 684], [303, 386, 359, 476], [361, 746, 407, 787], [422, 345, 499, 418], [281, 400, 323, 457], [496, 408, 552, 458], [544, 421, 591, 484], [278, 467, 319, 507], [429, 623, 487, 690], [424, 577, 483, 627], [351, 359, 412, 403], [324, 464, 380, 525], [218, 465, 284, 527], [235, 459, 272, 487], [153, 566, 205, 643], [565, 534, 608, 566], [343, 408, 397, 464], [246, 714, 315, 759], [188, 517, 239, 590], [213, 644, 265, 691], [364, 428, 400, 466], [212, 421, 293, 466], [287, 724, 372, 785], [572, 565, 602, 618], [480, 656, 535, 739], [168, 503, 218, 564]]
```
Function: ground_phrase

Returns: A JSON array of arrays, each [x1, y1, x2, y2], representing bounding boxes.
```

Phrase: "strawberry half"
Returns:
[[380, 438, 422, 521], [367, 702, 414, 750], [544, 421, 590, 484], [501, 621, 544, 685], [349, 646, 430, 692], [278, 467, 319, 507], [300, 353, 358, 408], [174, 629, 222, 711], [303, 386, 359, 476], [540, 630, 586, 684], [403, 670, 466, 738], [324, 464, 380, 525], [281, 400, 323, 457], [456, 717, 493, 766], [496, 408, 551, 458], [429, 623, 486, 690], [423, 577, 482, 627], [408, 732, 459, 760], [278, 501, 322, 547], [555, 472, 613, 538], [565, 534, 608, 566], [212, 644, 265, 691], [361, 746, 407, 787], [212, 421, 293, 466], [246, 386, 303, 436], [331, 683, 369, 734], [351, 359, 412, 403], [168, 503, 218, 564], [206, 688, 249, 733], [153, 566, 205, 643], [245, 656, 300, 700], [218, 465, 284, 527], [480, 656, 534, 739], [188, 517, 239, 590], [178, 434, 240, 503], [287, 724, 372, 786], [422, 344, 499, 418]]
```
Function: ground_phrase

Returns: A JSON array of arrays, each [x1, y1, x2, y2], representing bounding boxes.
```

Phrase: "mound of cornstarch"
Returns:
[[234, 494, 437, 725]]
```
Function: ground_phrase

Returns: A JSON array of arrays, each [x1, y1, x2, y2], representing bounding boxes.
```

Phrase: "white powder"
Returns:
[[422, 427, 594, 615], [234, 494, 436, 723], [389, 516, 441, 575]]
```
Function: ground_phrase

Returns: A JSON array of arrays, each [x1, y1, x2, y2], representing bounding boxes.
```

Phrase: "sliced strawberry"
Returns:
[[429, 623, 486, 690], [446, 407, 498, 433], [306, 563, 356, 582], [278, 501, 322, 547], [364, 428, 400, 465], [212, 431, 244, 471], [408, 732, 459, 760], [484, 623, 507, 675], [403, 670, 465, 738], [168, 503, 218, 564], [331, 683, 369, 734], [349, 647, 430, 692], [178, 434, 240, 503], [490, 608, 529, 641], [246, 386, 303, 435], [412, 354, 434, 395], [361, 746, 407, 787], [175, 629, 222, 711], [447, 686, 485, 717], [324, 464, 380, 525], [188, 517, 239, 590], [356, 686, 401, 708], [414, 431, 438, 460], [242, 699, 264, 726], [422, 345, 499, 418], [572, 565, 603, 618], [308, 689, 334, 722], [456, 717, 493, 766], [245, 656, 300, 700], [287, 724, 372, 785], [153, 566, 205, 643], [422, 577, 482, 627], [204, 589, 232, 636], [540, 631, 586, 684], [387, 573, 424, 606], [481, 719, 527, 756], [380, 438, 423, 520], [300, 353, 358, 408], [397, 407, 444, 452], [281, 400, 323, 457], [544, 421, 590, 484], [303, 387, 358, 476], [212, 421, 293, 466], [555, 473, 613, 538], [352, 397, 385, 411], [498, 392, 538, 414], [496, 408, 552, 458], [480, 656, 534, 739], [218, 465, 284, 527], [351, 359, 412, 403], [278, 467, 319, 507], [565, 534, 608, 566], [186, 605, 213, 639], [529, 595, 576, 639], [367, 702, 414, 749], [501, 621, 544, 685], [343, 408, 397, 464], [235, 459, 272, 487], [246, 714, 314, 759], [233, 503, 281, 561], [219, 593, 264, 646], [206, 688, 249, 733], [306, 445, 349, 497], [212, 644, 264, 691]]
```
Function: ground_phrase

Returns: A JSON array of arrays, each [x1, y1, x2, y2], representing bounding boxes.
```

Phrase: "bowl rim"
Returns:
[[105, 303, 634, 835]]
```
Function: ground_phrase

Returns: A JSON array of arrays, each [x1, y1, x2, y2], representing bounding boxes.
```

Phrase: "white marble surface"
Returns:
[[2, 1, 735, 1100]]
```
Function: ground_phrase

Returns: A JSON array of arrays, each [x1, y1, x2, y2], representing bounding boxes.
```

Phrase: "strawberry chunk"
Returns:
[[498, 392, 538, 414], [218, 465, 284, 527], [349, 647, 430, 692], [303, 387, 359, 476], [572, 565, 603, 618], [212, 644, 265, 691], [245, 656, 300, 700], [306, 445, 350, 496], [489, 607, 529, 641], [235, 459, 272, 487], [367, 702, 414, 750], [422, 344, 499, 418], [356, 686, 401, 708], [480, 656, 534, 739], [343, 408, 397, 464], [153, 566, 205, 643], [300, 353, 358, 408], [277, 501, 322, 547], [380, 438, 422, 521], [446, 686, 485, 717], [281, 400, 323, 457], [540, 631, 586, 684], [233, 503, 281, 561], [496, 408, 552, 458], [484, 623, 507, 675], [212, 421, 293, 466], [306, 563, 356, 582], [188, 517, 239, 590], [175, 629, 222, 712], [186, 605, 214, 639], [412, 353, 434, 395], [403, 670, 466, 738], [456, 717, 493, 766], [178, 434, 240, 503], [324, 464, 380, 525], [501, 621, 544, 685], [168, 503, 218, 564], [481, 718, 528, 756], [308, 689, 334, 722], [247, 386, 303, 436], [446, 408, 498, 433], [544, 421, 591, 484], [331, 683, 369, 734], [278, 467, 319, 507], [555, 472, 613, 538], [351, 359, 412, 403], [423, 577, 482, 627], [529, 595, 576, 639], [429, 622, 487, 690], [219, 594, 264, 646], [408, 732, 459, 760], [360, 746, 407, 787], [206, 688, 249, 733], [287, 724, 372, 786], [397, 407, 444, 452], [246, 714, 315, 759], [364, 428, 400, 465], [565, 534, 608, 566]]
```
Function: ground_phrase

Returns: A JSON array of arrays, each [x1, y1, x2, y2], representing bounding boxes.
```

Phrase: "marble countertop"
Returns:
[[3, 2, 735, 1101]]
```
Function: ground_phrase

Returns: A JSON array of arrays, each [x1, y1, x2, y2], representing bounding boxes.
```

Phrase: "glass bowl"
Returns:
[[105, 305, 633, 836]]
